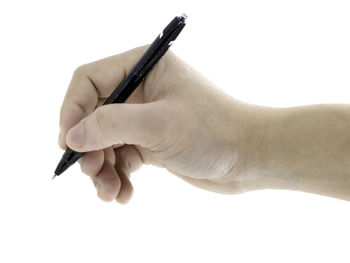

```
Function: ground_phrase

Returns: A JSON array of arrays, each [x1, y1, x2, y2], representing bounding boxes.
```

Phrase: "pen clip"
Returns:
[[137, 22, 186, 79]]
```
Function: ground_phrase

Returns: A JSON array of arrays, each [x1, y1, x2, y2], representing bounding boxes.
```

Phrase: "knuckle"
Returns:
[[73, 64, 89, 77]]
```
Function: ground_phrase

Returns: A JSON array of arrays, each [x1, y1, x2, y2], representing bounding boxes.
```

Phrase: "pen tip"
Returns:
[[52, 174, 57, 180]]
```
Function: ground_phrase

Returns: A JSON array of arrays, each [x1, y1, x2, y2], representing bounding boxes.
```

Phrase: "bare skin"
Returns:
[[58, 46, 350, 203]]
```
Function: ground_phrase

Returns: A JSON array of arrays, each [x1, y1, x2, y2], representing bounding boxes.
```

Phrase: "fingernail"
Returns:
[[68, 122, 84, 147]]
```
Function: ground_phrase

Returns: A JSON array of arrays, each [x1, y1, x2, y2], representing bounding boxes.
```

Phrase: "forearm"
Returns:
[[242, 103, 350, 200]]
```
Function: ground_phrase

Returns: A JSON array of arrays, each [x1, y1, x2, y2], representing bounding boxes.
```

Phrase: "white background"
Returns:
[[0, 0, 350, 262]]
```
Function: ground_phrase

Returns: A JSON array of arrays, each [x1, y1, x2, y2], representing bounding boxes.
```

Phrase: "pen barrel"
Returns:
[[103, 73, 140, 104]]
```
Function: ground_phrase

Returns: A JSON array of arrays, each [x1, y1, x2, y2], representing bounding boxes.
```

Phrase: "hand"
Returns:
[[59, 46, 253, 203]]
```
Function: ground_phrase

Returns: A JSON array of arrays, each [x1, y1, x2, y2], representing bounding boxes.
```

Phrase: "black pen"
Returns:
[[53, 14, 187, 179]]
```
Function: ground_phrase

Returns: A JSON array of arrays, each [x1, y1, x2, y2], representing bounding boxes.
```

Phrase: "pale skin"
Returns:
[[59, 46, 350, 203]]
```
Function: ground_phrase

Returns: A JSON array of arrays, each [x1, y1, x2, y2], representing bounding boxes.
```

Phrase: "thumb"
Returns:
[[66, 102, 168, 152]]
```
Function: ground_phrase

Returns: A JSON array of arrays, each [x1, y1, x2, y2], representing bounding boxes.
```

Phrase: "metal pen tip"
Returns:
[[52, 174, 57, 180]]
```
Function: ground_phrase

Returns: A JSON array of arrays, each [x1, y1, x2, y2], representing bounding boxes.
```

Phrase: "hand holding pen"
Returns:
[[57, 14, 246, 203], [57, 14, 350, 203]]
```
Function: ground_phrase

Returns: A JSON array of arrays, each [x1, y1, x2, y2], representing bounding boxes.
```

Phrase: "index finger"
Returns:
[[58, 46, 147, 149]]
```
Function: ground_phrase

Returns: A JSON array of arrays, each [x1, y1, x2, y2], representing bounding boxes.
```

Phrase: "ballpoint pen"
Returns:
[[53, 14, 187, 179]]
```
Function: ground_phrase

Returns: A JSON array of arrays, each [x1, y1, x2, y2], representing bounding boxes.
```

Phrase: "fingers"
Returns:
[[66, 101, 169, 152], [114, 145, 144, 204], [78, 148, 119, 202], [90, 147, 120, 202], [115, 171, 133, 204], [59, 46, 148, 149], [95, 160, 121, 202], [79, 150, 104, 177], [79, 145, 143, 204], [115, 145, 144, 173], [59, 67, 99, 149]]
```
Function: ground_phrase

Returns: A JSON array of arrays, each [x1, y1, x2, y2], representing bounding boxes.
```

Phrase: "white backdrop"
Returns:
[[0, 1, 349, 262]]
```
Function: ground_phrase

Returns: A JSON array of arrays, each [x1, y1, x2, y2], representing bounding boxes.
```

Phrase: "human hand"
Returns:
[[59, 46, 256, 203]]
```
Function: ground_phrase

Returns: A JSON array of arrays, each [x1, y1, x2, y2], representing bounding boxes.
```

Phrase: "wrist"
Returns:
[[226, 100, 280, 192]]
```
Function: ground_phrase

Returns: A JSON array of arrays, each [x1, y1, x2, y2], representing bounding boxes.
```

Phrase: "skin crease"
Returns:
[[59, 46, 350, 203]]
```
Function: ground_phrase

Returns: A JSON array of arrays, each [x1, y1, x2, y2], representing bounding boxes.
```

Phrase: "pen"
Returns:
[[53, 14, 187, 179]]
